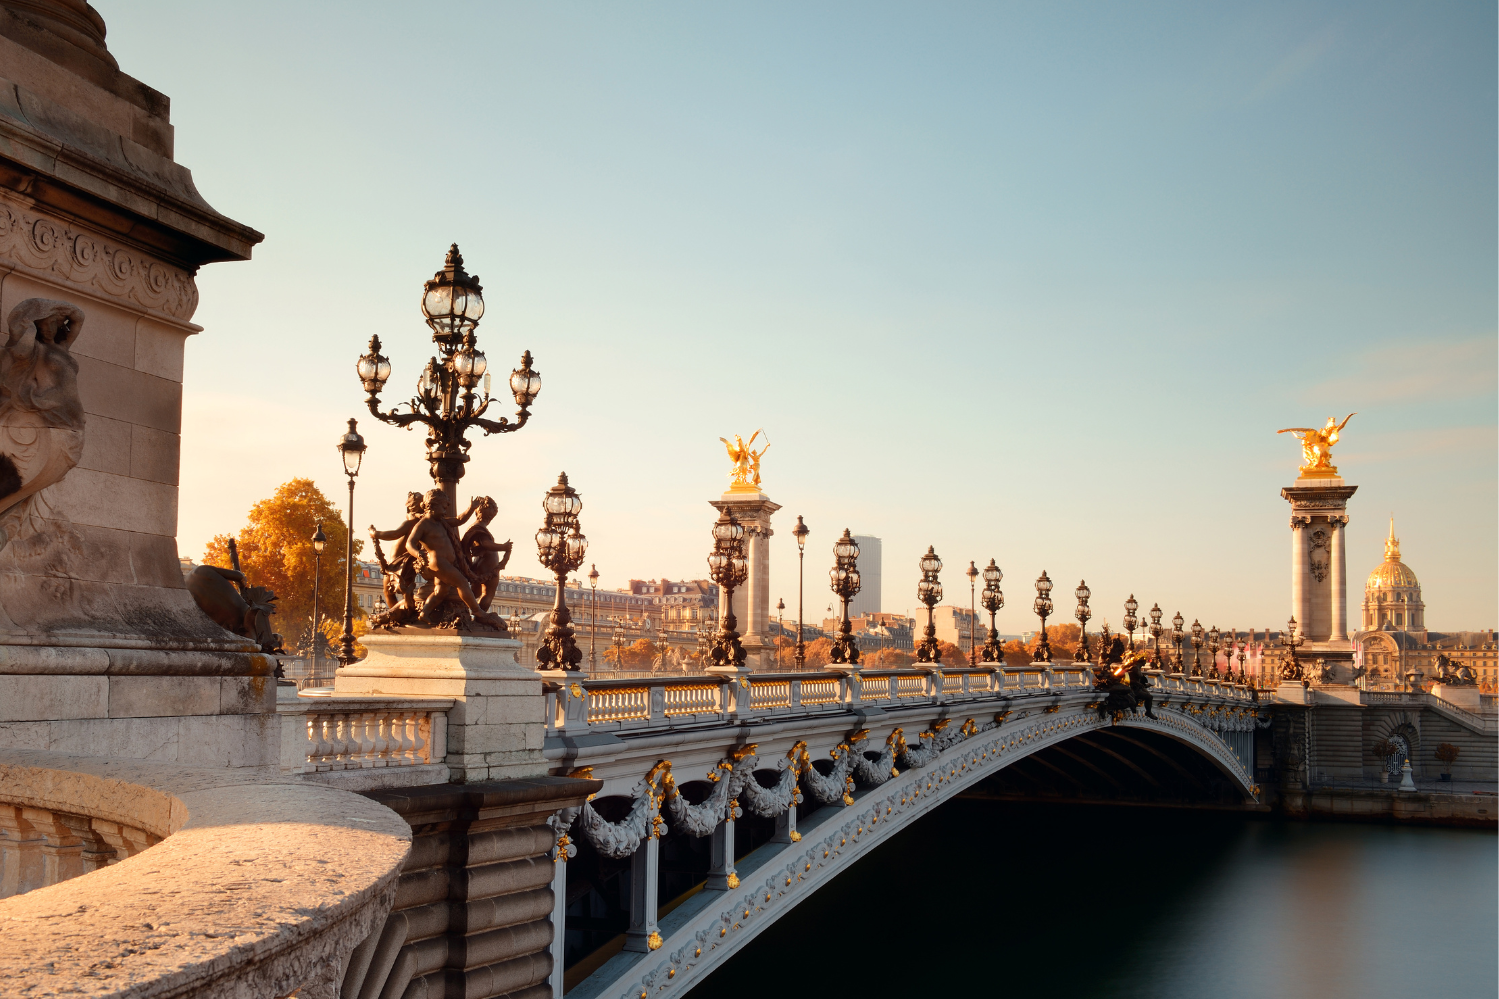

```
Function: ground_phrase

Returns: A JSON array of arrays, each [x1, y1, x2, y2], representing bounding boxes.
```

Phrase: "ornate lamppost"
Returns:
[[309, 523, 326, 678], [1073, 580, 1092, 663], [1123, 594, 1139, 651], [914, 546, 943, 665], [966, 562, 980, 666], [980, 560, 1003, 663], [1207, 625, 1221, 679], [1282, 616, 1304, 683], [1236, 631, 1249, 684], [611, 623, 626, 671], [1032, 571, 1055, 663], [776, 598, 785, 640], [1189, 619, 1204, 677], [354, 245, 541, 504], [828, 530, 862, 666], [707, 510, 749, 668], [1148, 603, 1164, 667], [335, 420, 366, 665], [588, 564, 599, 676], [1170, 611, 1185, 674], [793, 516, 809, 669], [535, 473, 587, 671]]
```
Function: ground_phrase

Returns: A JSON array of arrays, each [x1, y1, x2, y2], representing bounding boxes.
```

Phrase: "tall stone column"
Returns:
[[1290, 518, 1308, 629], [709, 490, 781, 671], [1330, 516, 1348, 641], [1281, 475, 1358, 682]]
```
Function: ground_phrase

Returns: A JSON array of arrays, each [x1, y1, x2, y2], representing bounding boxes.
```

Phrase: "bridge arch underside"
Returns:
[[977, 724, 1255, 808], [563, 698, 1259, 999]]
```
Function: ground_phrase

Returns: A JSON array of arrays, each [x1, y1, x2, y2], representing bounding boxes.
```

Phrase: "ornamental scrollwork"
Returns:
[[0, 203, 198, 320]]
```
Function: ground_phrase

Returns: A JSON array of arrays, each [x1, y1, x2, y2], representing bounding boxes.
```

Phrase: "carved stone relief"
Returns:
[[0, 202, 198, 320], [0, 299, 85, 556]]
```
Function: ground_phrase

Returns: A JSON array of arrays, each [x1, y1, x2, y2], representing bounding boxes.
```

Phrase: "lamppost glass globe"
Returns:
[[311, 524, 327, 554]]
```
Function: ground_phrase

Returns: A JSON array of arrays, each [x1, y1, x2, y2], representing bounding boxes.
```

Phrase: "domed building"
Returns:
[[1362, 518, 1425, 632]]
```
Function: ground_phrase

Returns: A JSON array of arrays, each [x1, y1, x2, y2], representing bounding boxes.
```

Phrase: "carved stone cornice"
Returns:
[[0, 197, 197, 319], [1281, 485, 1358, 513]]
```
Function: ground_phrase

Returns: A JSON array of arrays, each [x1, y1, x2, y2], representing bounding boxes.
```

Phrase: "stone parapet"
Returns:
[[0, 748, 410, 997], [336, 632, 547, 782]]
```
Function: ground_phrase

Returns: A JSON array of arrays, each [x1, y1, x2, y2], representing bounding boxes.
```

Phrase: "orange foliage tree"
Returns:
[[203, 478, 363, 650], [863, 647, 911, 668]]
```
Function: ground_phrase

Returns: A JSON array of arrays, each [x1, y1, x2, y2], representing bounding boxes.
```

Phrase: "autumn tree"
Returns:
[[863, 647, 911, 668], [803, 637, 833, 668], [202, 478, 363, 650]]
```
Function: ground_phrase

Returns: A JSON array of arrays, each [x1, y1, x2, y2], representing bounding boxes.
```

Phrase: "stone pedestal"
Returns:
[[1431, 684, 1481, 710], [709, 490, 781, 671], [1282, 475, 1357, 682], [334, 632, 545, 782]]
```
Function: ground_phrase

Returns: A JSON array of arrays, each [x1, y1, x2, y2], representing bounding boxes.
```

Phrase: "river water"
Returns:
[[697, 799, 1497, 999]]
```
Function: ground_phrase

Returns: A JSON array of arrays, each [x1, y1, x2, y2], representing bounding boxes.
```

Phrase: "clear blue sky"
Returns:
[[100, 1, 1496, 631]]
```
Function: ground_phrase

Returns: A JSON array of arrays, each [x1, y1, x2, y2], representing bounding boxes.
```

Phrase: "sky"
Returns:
[[99, 1, 1496, 632]]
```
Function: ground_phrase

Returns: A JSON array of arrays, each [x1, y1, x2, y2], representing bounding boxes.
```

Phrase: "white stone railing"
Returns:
[[1358, 689, 1497, 734], [544, 662, 1257, 735], [0, 750, 409, 998], [278, 690, 453, 782]]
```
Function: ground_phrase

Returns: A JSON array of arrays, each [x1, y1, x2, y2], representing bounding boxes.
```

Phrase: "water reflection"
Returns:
[[697, 799, 1496, 999]]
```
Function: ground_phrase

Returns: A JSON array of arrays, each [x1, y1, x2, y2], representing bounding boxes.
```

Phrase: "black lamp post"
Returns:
[[1207, 625, 1222, 679], [964, 562, 979, 665], [535, 473, 587, 671], [354, 245, 541, 505], [1032, 571, 1054, 663], [1190, 619, 1204, 677], [980, 560, 1003, 663], [1073, 580, 1092, 663], [1123, 595, 1139, 651], [776, 598, 785, 641], [828, 530, 862, 666], [310, 523, 326, 678], [1170, 611, 1185, 674], [1236, 631, 1249, 684], [335, 419, 365, 665], [1148, 603, 1164, 667], [588, 564, 599, 677], [914, 547, 944, 664], [793, 516, 809, 668], [707, 510, 749, 668]]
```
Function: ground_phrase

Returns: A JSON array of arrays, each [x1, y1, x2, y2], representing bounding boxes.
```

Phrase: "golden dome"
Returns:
[[1366, 517, 1419, 591]]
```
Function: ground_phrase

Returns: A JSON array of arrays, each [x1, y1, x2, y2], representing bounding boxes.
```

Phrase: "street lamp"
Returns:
[[1235, 630, 1249, 685], [1073, 580, 1092, 663], [588, 564, 599, 677], [1148, 603, 1164, 668], [1123, 595, 1139, 651], [354, 245, 541, 506], [1190, 619, 1204, 677], [335, 419, 365, 665], [612, 623, 626, 671], [1207, 625, 1221, 679], [828, 530, 862, 666], [535, 473, 587, 671], [980, 560, 1003, 663], [1170, 611, 1185, 674], [914, 546, 944, 664], [310, 523, 326, 679], [1282, 616, 1304, 684], [707, 510, 749, 668], [792, 516, 809, 669], [776, 597, 785, 639], [966, 562, 980, 666], [1032, 571, 1054, 663]]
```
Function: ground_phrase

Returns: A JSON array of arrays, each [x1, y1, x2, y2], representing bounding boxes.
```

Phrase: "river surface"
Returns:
[[697, 799, 1497, 999]]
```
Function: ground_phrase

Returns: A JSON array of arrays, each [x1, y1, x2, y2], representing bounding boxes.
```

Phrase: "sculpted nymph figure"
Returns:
[[460, 495, 512, 612]]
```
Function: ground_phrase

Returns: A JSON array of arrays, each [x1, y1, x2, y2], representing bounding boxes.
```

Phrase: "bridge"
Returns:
[[539, 660, 1260, 999]]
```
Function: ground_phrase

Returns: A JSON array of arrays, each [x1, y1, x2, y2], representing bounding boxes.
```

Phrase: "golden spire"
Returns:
[[1384, 515, 1400, 560]]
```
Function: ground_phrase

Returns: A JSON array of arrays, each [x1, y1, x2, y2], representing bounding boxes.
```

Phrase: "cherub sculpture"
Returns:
[[406, 490, 507, 631], [460, 495, 512, 611], [720, 429, 770, 489], [1278, 414, 1355, 472], [369, 491, 425, 625]]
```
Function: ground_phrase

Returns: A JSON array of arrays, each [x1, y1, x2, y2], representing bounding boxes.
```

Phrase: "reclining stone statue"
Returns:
[[186, 563, 283, 654]]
